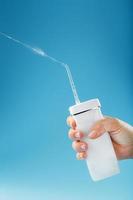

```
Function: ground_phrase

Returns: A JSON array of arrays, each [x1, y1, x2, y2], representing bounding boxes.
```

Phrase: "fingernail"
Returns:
[[77, 155, 84, 160], [77, 153, 87, 160], [80, 144, 87, 150], [75, 132, 81, 139], [89, 130, 97, 138], [77, 153, 84, 160]]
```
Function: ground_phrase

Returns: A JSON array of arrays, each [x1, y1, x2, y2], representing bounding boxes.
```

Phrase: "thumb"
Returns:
[[89, 117, 121, 139]]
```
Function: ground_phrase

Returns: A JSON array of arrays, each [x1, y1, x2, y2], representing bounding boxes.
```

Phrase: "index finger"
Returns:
[[67, 116, 76, 129]]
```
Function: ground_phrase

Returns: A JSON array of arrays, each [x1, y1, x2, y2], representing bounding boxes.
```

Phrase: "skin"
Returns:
[[67, 116, 133, 160]]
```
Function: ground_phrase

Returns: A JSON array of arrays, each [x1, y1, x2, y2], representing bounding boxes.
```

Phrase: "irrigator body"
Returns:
[[69, 99, 120, 181]]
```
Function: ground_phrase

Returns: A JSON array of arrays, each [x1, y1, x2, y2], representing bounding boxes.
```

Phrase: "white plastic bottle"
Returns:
[[69, 99, 120, 181]]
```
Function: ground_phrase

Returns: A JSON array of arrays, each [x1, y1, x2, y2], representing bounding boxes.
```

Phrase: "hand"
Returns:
[[67, 116, 133, 160]]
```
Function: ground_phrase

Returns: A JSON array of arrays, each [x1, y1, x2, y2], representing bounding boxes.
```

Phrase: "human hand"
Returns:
[[67, 116, 133, 160]]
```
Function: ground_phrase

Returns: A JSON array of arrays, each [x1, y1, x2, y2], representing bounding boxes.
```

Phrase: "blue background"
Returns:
[[0, 0, 133, 199]]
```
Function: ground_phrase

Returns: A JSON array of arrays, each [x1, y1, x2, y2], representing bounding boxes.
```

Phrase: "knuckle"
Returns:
[[68, 129, 77, 140], [107, 117, 120, 126], [66, 116, 71, 126], [72, 141, 76, 150], [72, 141, 81, 152], [113, 117, 120, 123], [68, 129, 73, 137]]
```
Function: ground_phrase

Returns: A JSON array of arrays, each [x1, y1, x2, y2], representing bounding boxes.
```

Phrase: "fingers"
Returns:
[[67, 116, 87, 160], [89, 117, 121, 139], [67, 116, 121, 161], [68, 129, 84, 140], [72, 141, 88, 152], [67, 116, 76, 129]]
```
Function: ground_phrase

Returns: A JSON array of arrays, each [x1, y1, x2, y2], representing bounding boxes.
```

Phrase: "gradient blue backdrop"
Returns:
[[0, 0, 133, 199]]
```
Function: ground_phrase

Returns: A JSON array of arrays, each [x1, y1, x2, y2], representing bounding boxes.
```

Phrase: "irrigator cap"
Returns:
[[69, 98, 101, 115]]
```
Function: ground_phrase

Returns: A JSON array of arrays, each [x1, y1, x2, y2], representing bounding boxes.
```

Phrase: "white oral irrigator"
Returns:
[[63, 63, 120, 181], [69, 98, 120, 181]]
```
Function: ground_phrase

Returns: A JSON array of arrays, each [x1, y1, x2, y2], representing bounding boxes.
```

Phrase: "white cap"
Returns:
[[69, 98, 101, 115]]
